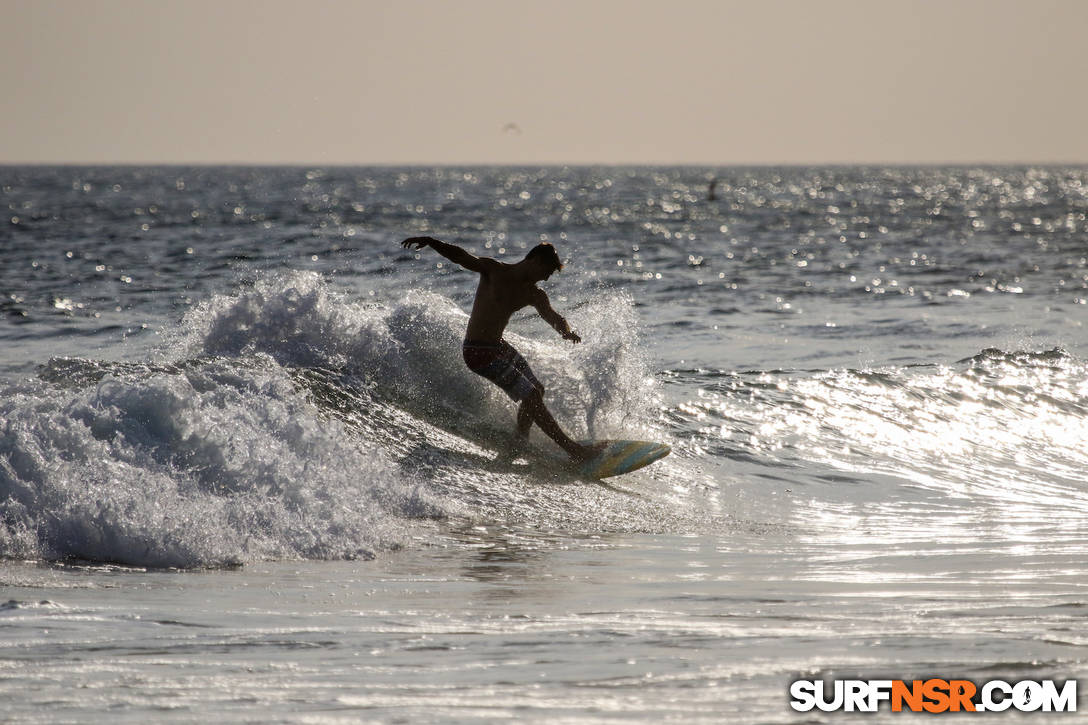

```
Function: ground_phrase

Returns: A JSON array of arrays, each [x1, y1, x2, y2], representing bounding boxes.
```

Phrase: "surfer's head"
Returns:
[[524, 243, 563, 280]]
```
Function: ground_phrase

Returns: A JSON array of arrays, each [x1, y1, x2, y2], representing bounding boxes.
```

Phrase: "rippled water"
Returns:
[[2, 166, 1087, 721]]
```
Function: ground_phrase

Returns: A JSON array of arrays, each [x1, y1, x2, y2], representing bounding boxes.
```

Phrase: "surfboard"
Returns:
[[575, 439, 671, 479]]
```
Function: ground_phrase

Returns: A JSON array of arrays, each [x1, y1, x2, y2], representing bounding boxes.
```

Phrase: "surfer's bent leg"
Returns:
[[520, 389, 593, 461], [516, 359, 545, 439], [517, 400, 533, 438]]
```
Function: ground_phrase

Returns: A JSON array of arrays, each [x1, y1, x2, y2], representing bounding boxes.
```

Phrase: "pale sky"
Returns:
[[4, 0, 1088, 165]]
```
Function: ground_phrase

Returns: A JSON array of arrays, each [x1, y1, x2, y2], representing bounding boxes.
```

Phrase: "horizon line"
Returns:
[[4, 160, 1088, 169]]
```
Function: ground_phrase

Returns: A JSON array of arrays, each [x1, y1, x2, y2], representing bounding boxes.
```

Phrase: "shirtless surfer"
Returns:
[[400, 236, 599, 462]]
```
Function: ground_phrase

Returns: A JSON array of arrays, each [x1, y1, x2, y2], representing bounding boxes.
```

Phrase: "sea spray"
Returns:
[[176, 271, 665, 445], [566, 288, 662, 440]]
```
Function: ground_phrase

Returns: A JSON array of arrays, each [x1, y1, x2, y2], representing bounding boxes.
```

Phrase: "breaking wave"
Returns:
[[0, 272, 681, 567]]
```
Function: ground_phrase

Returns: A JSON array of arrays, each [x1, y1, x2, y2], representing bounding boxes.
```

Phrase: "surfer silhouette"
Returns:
[[400, 236, 598, 462]]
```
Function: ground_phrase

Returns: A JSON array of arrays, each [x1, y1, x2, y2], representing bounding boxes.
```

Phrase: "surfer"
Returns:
[[400, 236, 599, 462]]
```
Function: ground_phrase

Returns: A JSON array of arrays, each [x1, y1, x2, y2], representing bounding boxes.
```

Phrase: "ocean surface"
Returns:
[[1, 165, 1087, 722]]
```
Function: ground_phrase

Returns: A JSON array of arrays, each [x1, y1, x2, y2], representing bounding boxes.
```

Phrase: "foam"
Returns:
[[0, 359, 444, 567]]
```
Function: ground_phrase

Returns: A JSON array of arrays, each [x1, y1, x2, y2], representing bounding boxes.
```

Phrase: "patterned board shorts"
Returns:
[[462, 339, 543, 402]]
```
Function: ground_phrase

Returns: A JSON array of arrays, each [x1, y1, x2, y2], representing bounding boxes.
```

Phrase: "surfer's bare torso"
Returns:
[[402, 236, 579, 344], [465, 261, 574, 343]]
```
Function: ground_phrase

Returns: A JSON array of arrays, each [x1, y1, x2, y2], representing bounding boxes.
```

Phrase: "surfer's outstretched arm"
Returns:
[[401, 236, 495, 274], [531, 288, 581, 343]]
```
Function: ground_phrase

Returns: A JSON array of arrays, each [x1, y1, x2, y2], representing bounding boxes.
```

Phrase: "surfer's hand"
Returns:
[[563, 330, 581, 344], [401, 237, 435, 250]]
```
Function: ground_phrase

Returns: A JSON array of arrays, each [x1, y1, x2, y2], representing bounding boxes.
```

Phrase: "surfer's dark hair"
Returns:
[[526, 242, 563, 272]]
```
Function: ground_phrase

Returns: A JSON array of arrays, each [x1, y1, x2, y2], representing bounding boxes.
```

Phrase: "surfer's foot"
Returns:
[[569, 441, 607, 463]]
